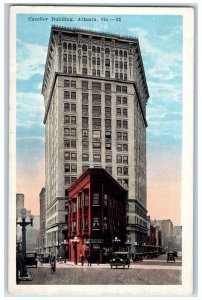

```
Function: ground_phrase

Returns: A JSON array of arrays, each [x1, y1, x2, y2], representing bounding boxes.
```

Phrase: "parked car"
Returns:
[[25, 252, 38, 267], [167, 252, 175, 263]]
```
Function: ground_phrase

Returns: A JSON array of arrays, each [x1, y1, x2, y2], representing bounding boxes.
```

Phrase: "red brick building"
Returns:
[[68, 168, 127, 263]]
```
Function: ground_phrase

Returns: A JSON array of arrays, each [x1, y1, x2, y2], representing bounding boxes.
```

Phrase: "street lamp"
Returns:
[[16, 208, 34, 277], [70, 237, 80, 264], [112, 236, 121, 254]]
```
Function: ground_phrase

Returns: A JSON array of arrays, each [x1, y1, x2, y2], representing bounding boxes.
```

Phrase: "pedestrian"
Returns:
[[81, 255, 84, 266], [87, 254, 92, 266], [50, 253, 56, 273]]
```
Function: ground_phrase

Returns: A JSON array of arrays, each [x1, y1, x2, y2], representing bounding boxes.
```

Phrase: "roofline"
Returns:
[[68, 167, 127, 194]]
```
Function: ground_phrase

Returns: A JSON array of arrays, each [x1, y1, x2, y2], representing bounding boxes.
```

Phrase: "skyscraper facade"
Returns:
[[42, 26, 149, 253]]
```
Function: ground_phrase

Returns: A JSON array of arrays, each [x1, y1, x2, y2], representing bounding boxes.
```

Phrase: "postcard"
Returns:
[[8, 5, 194, 297]]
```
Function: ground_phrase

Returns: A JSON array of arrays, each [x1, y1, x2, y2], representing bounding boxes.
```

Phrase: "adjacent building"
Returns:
[[39, 188, 46, 252], [156, 219, 174, 249], [68, 168, 127, 263], [42, 26, 149, 253]]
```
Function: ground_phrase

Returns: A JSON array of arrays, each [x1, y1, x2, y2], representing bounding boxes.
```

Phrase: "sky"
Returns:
[[16, 13, 182, 225]]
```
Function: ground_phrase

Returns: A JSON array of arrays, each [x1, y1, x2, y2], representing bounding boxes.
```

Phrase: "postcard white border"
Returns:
[[8, 5, 194, 297]]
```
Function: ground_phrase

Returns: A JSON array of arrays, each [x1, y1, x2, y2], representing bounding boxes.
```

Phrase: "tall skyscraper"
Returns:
[[42, 26, 149, 254]]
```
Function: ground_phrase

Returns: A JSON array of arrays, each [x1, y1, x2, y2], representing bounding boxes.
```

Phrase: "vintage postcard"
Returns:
[[8, 5, 194, 297]]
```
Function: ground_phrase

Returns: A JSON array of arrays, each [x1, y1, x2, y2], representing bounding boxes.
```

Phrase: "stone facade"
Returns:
[[39, 188, 46, 252], [42, 26, 149, 253]]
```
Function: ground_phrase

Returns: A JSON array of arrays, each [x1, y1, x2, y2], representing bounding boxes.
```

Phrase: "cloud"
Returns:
[[16, 39, 47, 80]]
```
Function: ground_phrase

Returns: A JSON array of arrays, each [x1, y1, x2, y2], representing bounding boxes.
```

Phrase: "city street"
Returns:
[[19, 255, 182, 285]]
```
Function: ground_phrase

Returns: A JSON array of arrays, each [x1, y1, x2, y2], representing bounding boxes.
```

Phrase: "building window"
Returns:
[[84, 191, 89, 208], [64, 103, 70, 112], [92, 193, 99, 206], [68, 54, 72, 61], [71, 92, 76, 99], [71, 104, 76, 112], [62, 128, 70, 138], [117, 155, 122, 163], [63, 42, 67, 49], [105, 143, 111, 150], [105, 71, 110, 78], [82, 56, 87, 64], [68, 67, 72, 74], [97, 57, 100, 65], [116, 85, 121, 93], [92, 69, 96, 76], [71, 153, 77, 161], [97, 47, 100, 53], [82, 93, 88, 101], [105, 59, 110, 66], [105, 155, 112, 162], [64, 152, 70, 160], [105, 48, 110, 54], [64, 115, 70, 124], [105, 166, 112, 175], [124, 74, 127, 81], [93, 154, 101, 162], [64, 80, 70, 87], [64, 176, 70, 185], [119, 50, 123, 57], [65, 164, 70, 173], [116, 132, 122, 141], [82, 141, 88, 149], [71, 177, 77, 184], [93, 118, 101, 126], [123, 132, 128, 141], [71, 128, 76, 137], [105, 83, 111, 92], [123, 179, 128, 188], [82, 153, 89, 161], [117, 144, 122, 152], [123, 120, 128, 129], [93, 142, 101, 149], [92, 106, 101, 115], [116, 108, 121, 116], [92, 57, 96, 65], [116, 96, 121, 105], [82, 105, 88, 114], [92, 130, 101, 139], [71, 140, 76, 148], [105, 119, 111, 129], [117, 167, 122, 175], [92, 217, 100, 229], [97, 70, 100, 77], [64, 140, 70, 148], [82, 81, 88, 90], [105, 95, 111, 106], [122, 97, 127, 105], [120, 61, 123, 69], [115, 50, 118, 56], [123, 156, 128, 164], [71, 81, 76, 88], [64, 91, 70, 99], [122, 86, 127, 93], [68, 43, 72, 50], [105, 107, 111, 117], [92, 94, 101, 104], [82, 129, 88, 137], [123, 144, 128, 151], [92, 82, 101, 91], [123, 167, 128, 175], [73, 55, 76, 62], [105, 131, 111, 140], [71, 164, 77, 173], [82, 68, 88, 75], [71, 116, 76, 124], [63, 66, 67, 73], [116, 120, 121, 128], [124, 51, 127, 58], [82, 44, 87, 51], [82, 117, 88, 128], [115, 61, 118, 68]]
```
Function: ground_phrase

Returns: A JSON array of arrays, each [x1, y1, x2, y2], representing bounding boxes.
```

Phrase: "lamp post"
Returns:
[[112, 236, 121, 254], [71, 237, 80, 264], [16, 208, 34, 277]]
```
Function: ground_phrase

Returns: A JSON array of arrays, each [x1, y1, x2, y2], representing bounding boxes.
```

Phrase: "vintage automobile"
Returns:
[[110, 252, 130, 268], [167, 252, 175, 263], [38, 253, 50, 264], [25, 252, 38, 267]]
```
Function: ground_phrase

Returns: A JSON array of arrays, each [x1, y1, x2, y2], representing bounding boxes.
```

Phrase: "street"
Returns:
[[19, 255, 182, 285]]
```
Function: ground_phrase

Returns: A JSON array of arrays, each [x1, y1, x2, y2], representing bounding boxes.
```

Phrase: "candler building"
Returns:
[[42, 26, 149, 256]]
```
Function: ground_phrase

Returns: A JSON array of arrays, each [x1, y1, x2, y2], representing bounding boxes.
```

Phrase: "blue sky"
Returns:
[[16, 13, 183, 224]]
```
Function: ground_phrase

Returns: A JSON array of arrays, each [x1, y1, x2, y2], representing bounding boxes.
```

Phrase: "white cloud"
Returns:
[[16, 136, 45, 142], [17, 39, 47, 80]]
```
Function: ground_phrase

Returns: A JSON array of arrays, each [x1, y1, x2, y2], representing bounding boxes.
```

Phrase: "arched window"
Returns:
[[119, 50, 123, 57], [124, 51, 127, 57], [63, 43, 67, 49], [92, 46, 96, 52], [73, 44, 76, 50], [82, 44, 87, 51], [105, 48, 110, 54], [68, 43, 72, 50]]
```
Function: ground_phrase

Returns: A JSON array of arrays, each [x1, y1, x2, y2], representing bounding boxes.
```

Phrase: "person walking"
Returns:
[[87, 254, 92, 267], [50, 253, 56, 273], [81, 255, 84, 266]]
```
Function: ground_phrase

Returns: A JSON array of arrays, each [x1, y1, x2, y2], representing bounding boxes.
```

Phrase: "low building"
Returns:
[[68, 168, 127, 263]]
